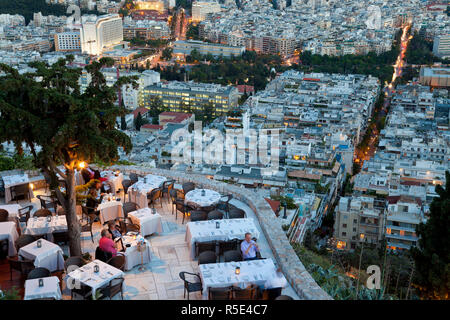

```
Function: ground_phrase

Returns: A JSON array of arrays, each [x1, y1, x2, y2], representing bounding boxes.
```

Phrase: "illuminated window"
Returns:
[[336, 241, 346, 249], [400, 230, 405, 236], [386, 228, 391, 234]]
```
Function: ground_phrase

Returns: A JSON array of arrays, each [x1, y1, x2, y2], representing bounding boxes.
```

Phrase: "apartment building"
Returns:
[[80, 14, 124, 55], [54, 31, 81, 52], [192, 0, 222, 22], [432, 34, 450, 59], [123, 19, 170, 40], [173, 40, 245, 58]]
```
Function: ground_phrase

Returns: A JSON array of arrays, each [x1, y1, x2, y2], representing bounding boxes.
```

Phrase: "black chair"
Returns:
[[179, 272, 202, 300], [169, 189, 178, 215], [0, 209, 8, 222], [217, 194, 233, 215], [218, 239, 239, 257], [175, 199, 193, 224], [129, 173, 139, 184], [182, 182, 195, 194], [208, 286, 232, 300], [195, 241, 216, 258], [266, 287, 283, 300], [36, 195, 57, 213], [275, 295, 294, 300], [95, 246, 112, 263], [232, 284, 257, 300], [15, 235, 36, 250], [11, 183, 30, 202], [7, 256, 35, 280], [223, 250, 242, 262], [122, 179, 132, 201], [99, 277, 125, 300], [80, 217, 94, 243], [161, 180, 175, 202], [52, 231, 69, 245], [200, 205, 216, 214], [0, 239, 9, 259], [71, 283, 93, 300], [197, 250, 217, 265], [33, 208, 52, 217], [147, 188, 162, 208], [122, 202, 139, 218], [229, 208, 245, 219], [27, 267, 51, 280], [118, 218, 140, 234], [190, 211, 207, 222], [207, 210, 223, 220], [64, 256, 85, 273], [18, 205, 33, 224], [106, 255, 126, 271]]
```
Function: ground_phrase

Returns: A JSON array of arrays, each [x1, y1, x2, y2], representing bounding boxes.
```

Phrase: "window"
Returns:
[[342, 224, 347, 228], [342, 232, 347, 236], [353, 228, 356, 232], [353, 219, 358, 224]]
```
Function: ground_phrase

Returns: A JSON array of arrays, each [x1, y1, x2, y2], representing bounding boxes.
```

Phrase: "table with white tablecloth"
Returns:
[[24, 216, 67, 242], [128, 175, 167, 208], [24, 276, 62, 300], [19, 239, 64, 272], [101, 171, 123, 195], [199, 258, 282, 299], [98, 199, 124, 225], [0, 204, 22, 221], [120, 235, 151, 271], [128, 208, 163, 237], [185, 218, 260, 258], [0, 221, 19, 256], [2, 174, 34, 203], [185, 189, 221, 209], [67, 259, 124, 299]]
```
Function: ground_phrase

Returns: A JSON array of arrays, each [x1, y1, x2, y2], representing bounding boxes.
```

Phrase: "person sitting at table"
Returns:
[[107, 220, 122, 240], [93, 181, 107, 195], [86, 187, 102, 217], [240, 232, 260, 261], [99, 229, 118, 257], [81, 166, 95, 183], [264, 267, 288, 300]]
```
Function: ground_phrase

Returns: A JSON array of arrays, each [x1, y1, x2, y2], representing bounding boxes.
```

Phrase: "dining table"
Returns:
[[97, 196, 124, 225], [101, 171, 124, 195], [18, 239, 64, 272], [24, 276, 62, 300], [0, 204, 22, 221], [184, 189, 221, 209], [199, 258, 283, 299], [0, 221, 19, 256], [128, 174, 167, 209], [120, 235, 152, 271], [24, 215, 67, 242], [185, 218, 260, 258], [127, 208, 163, 237], [2, 173, 34, 203]]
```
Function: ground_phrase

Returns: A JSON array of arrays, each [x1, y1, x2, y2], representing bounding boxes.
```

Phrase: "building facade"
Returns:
[[173, 40, 245, 58], [54, 31, 81, 52], [80, 14, 123, 55]]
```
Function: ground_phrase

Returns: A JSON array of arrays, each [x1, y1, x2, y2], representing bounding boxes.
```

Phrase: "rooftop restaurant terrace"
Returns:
[[0, 166, 331, 300]]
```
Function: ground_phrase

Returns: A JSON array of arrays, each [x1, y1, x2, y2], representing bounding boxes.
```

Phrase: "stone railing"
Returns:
[[107, 165, 332, 300]]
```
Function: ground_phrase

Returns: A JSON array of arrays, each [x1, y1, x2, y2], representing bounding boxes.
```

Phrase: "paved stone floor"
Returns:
[[1, 183, 299, 300]]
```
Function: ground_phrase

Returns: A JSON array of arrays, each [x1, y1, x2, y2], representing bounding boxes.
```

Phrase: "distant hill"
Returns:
[[0, 0, 67, 24]]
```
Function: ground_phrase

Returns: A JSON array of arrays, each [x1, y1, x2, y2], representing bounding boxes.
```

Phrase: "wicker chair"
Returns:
[[175, 199, 193, 224], [106, 255, 126, 271], [216, 194, 233, 215], [99, 277, 124, 300], [207, 210, 223, 220], [232, 284, 257, 300], [64, 256, 86, 273], [197, 250, 217, 265], [95, 246, 112, 263], [122, 202, 140, 218], [182, 182, 195, 194], [27, 267, 51, 280], [36, 195, 58, 213], [121, 179, 132, 201], [129, 173, 139, 184], [179, 272, 202, 300], [195, 241, 217, 258], [18, 205, 33, 224], [223, 250, 242, 262], [169, 189, 178, 215], [190, 211, 207, 222], [147, 188, 162, 208], [0, 209, 8, 222], [15, 234, 36, 250], [161, 180, 175, 202], [208, 286, 232, 300], [218, 239, 239, 257], [118, 218, 140, 234], [11, 184, 30, 202], [7, 256, 35, 280], [80, 216, 94, 243], [33, 208, 52, 218], [229, 208, 245, 219]]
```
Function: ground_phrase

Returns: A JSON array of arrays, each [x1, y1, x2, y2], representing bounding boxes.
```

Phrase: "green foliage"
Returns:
[[0, 286, 21, 300], [270, 195, 297, 210], [161, 48, 173, 61], [0, 153, 35, 171], [134, 112, 149, 131], [405, 32, 447, 65], [186, 23, 200, 40], [411, 171, 450, 299]]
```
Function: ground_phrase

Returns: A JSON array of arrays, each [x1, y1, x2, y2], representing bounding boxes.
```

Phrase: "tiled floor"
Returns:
[[1, 184, 299, 300]]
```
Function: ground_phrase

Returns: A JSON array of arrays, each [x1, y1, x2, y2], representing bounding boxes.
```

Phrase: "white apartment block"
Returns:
[[54, 31, 81, 52], [433, 34, 450, 59], [80, 14, 123, 55], [192, 1, 222, 22]]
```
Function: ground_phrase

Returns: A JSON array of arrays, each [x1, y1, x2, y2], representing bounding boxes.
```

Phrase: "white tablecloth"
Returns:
[[0, 221, 19, 256], [19, 239, 64, 272], [128, 175, 167, 208], [101, 171, 123, 195], [199, 259, 282, 299], [67, 259, 124, 299], [185, 189, 221, 209], [98, 200, 124, 225], [3, 174, 34, 203], [121, 235, 151, 271], [0, 204, 22, 221], [128, 208, 163, 237], [185, 218, 260, 258], [24, 216, 67, 242], [24, 276, 62, 300]]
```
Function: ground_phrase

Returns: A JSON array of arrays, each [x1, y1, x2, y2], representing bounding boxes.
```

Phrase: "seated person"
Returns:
[[99, 229, 118, 257], [107, 220, 122, 240], [240, 232, 260, 261], [86, 187, 102, 215], [81, 167, 95, 183], [264, 267, 288, 300]]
